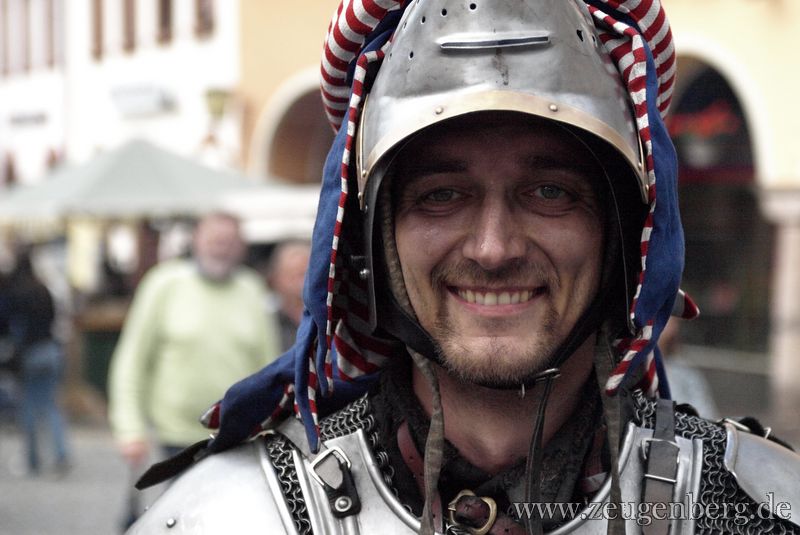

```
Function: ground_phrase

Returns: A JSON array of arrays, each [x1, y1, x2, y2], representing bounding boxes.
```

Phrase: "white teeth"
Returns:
[[457, 289, 540, 306]]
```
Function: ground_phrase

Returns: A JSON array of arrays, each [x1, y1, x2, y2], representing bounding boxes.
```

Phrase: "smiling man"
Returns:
[[393, 115, 605, 387], [128, 2, 800, 535]]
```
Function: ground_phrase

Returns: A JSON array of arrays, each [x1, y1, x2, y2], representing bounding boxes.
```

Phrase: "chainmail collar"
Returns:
[[369, 360, 605, 524]]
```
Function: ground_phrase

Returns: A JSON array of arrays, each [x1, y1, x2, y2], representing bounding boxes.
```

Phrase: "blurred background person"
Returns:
[[264, 240, 311, 352], [661, 316, 720, 419], [107, 212, 281, 472], [2, 248, 71, 476]]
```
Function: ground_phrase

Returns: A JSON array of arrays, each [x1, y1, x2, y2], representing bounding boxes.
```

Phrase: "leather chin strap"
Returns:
[[522, 368, 561, 535]]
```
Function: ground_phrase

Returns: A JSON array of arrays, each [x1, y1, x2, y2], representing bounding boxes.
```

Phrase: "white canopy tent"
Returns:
[[0, 139, 319, 243], [0, 139, 259, 222]]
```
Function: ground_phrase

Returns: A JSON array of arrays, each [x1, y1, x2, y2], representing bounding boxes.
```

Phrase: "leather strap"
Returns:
[[281, 418, 362, 518], [398, 421, 444, 532], [642, 398, 679, 535], [135, 438, 211, 489], [397, 421, 526, 535]]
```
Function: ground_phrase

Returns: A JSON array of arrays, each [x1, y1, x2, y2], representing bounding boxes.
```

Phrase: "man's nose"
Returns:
[[462, 198, 526, 270]]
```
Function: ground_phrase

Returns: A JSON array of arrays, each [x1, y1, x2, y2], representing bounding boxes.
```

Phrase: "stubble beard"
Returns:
[[427, 259, 563, 389], [432, 305, 561, 388]]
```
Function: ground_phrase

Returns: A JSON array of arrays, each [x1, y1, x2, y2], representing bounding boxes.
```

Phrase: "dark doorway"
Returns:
[[268, 91, 335, 184], [668, 67, 773, 352]]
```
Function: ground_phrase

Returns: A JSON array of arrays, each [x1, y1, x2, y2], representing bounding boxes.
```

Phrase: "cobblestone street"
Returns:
[[0, 421, 163, 535]]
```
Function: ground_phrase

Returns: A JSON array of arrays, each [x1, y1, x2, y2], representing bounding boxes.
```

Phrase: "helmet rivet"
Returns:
[[166, 518, 177, 528], [361, 169, 367, 178], [549, 104, 559, 112], [334, 496, 353, 512], [357, 191, 364, 201], [434, 106, 444, 115], [359, 269, 370, 280]]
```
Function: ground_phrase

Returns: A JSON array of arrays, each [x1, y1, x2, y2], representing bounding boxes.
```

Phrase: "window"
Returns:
[[195, 0, 214, 38], [22, 0, 30, 71], [122, 0, 135, 52], [45, 0, 63, 67], [157, 0, 171, 44], [45, 0, 54, 67], [4, 0, 26, 73], [0, 0, 8, 76], [91, 0, 102, 60], [28, 0, 50, 70]]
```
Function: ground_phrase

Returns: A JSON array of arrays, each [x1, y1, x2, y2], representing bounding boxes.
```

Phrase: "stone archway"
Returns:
[[249, 68, 335, 184], [668, 63, 774, 355], [265, 91, 334, 184]]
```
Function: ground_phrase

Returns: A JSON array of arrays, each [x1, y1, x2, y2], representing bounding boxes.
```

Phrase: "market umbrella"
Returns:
[[0, 139, 260, 223]]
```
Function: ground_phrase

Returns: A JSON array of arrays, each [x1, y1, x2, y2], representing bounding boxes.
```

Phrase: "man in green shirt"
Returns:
[[108, 212, 280, 467]]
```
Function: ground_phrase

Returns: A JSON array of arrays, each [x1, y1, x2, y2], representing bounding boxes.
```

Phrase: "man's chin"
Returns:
[[437, 342, 558, 390], [197, 261, 235, 281]]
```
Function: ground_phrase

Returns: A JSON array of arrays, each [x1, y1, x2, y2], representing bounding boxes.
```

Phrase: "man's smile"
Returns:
[[449, 286, 548, 307]]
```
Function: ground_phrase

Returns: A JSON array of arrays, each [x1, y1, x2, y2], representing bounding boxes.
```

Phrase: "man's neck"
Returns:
[[412, 335, 596, 475]]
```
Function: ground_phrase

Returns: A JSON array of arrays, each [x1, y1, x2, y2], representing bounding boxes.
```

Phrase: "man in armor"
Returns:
[[129, 1, 800, 533]]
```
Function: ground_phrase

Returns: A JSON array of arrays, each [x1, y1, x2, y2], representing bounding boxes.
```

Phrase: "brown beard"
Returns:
[[427, 258, 564, 388]]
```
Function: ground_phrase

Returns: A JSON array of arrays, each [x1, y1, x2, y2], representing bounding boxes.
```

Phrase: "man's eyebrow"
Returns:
[[396, 159, 468, 183], [523, 154, 598, 177]]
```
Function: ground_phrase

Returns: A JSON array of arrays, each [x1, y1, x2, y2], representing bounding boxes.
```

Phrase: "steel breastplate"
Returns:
[[277, 418, 701, 535], [128, 396, 800, 534]]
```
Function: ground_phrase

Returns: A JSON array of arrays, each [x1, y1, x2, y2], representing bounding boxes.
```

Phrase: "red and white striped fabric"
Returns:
[[320, 0, 404, 128], [316, 0, 680, 409], [586, 0, 680, 397]]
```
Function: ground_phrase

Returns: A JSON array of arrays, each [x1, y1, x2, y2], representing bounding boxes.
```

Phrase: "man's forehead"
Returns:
[[416, 111, 585, 146], [392, 114, 601, 178]]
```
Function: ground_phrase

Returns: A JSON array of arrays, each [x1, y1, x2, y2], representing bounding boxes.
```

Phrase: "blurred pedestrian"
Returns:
[[264, 240, 311, 352], [3, 248, 71, 475], [108, 212, 281, 469]]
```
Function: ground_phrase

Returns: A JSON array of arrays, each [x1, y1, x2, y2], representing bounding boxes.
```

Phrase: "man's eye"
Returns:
[[535, 185, 567, 200], [423, 189, 460, 203]]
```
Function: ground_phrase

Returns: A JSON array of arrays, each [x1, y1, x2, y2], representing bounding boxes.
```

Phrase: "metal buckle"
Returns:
[[719, 417, 752, 433], [643, 472, 678, 484], [720, 417, 773, 439], [447, 490, 498, 535], [309, 446, 351, 488], [640, 437, 679, 462]]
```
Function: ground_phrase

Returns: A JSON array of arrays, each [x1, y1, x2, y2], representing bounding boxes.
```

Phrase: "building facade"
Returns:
[[0, 0, 241, 188], [238, 0, 338, 183], [663, 0, 800, 409]]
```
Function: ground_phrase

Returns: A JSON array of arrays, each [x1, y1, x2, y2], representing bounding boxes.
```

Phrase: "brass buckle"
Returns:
[[447, 490, 498, 535]]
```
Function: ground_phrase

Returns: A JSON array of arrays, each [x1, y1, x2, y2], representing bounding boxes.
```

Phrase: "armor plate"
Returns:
[[129, 418, 705, 534]]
